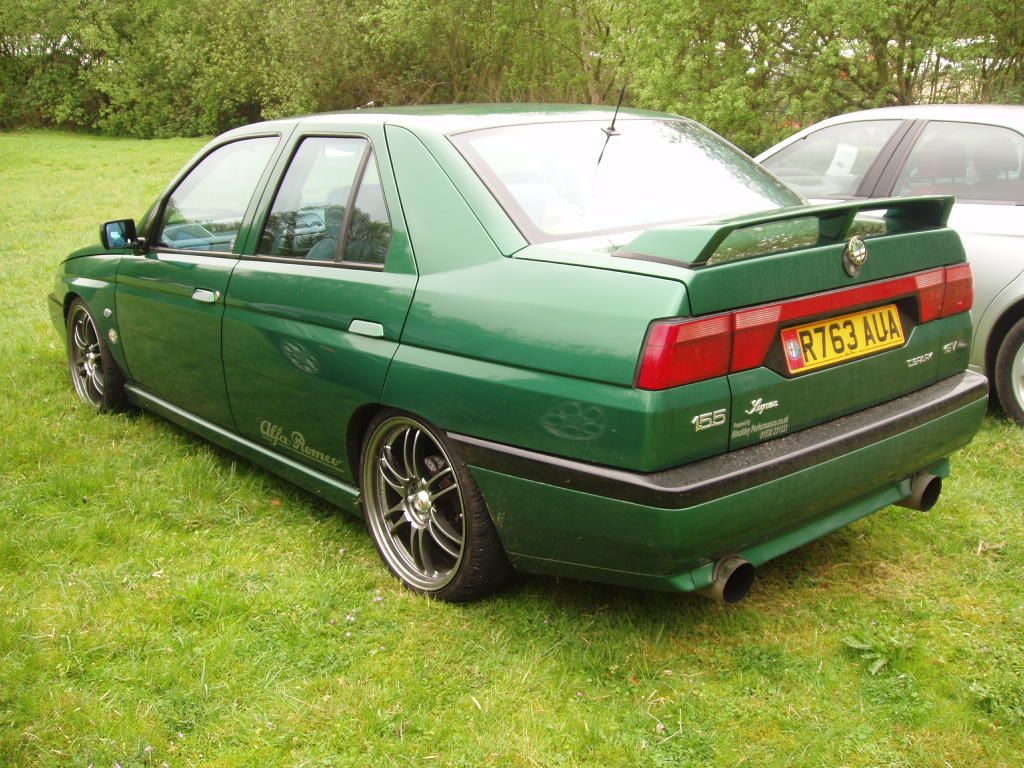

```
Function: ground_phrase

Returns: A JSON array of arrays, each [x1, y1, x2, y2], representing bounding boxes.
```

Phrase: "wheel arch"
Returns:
[[346, 402, 385, 481], [985, 296, 1024, 390], [63, 290, 83, 319], [62, 288, 132, 385], [347, 402, 461, 484]]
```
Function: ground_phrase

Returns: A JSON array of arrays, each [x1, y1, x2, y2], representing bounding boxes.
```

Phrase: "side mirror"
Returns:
[[101, 219, 143, 250]]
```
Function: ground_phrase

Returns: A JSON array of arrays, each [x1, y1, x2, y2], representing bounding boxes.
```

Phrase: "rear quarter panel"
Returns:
[[382, 121, 729, 471]]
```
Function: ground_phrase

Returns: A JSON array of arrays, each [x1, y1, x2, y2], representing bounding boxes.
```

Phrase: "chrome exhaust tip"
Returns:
[[895, 472, 942, 512], [698, 556, 755, 604]]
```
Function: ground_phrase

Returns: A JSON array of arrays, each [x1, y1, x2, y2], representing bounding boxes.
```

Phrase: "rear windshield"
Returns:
[[452, 118, 802, 242]]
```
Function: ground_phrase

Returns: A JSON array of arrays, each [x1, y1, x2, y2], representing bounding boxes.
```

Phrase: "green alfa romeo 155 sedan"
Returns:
[[49, 105, 988, 603]]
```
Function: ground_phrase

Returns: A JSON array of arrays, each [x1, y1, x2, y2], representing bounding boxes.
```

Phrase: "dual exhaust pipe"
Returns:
[[699, 471, 942, 605]]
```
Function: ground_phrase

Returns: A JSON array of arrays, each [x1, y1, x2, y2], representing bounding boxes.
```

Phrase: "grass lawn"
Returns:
[[1, 131, 1022, 767]]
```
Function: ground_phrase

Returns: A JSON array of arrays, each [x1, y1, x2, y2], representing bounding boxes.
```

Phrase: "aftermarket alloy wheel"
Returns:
[[67, 298, 126, 411], [994, 316, 1024, 424], [360, 411, 512, 601]]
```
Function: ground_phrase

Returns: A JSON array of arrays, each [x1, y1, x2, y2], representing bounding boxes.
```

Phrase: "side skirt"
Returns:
[[125, 385, 361, 514]]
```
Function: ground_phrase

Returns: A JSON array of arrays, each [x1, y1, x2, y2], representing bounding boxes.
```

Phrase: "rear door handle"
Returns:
[[349, 319, 385, 338], [192, 288, 219, 304]]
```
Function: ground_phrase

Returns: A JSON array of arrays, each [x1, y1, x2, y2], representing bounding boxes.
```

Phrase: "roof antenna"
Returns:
[[603, 75, 630, 136]]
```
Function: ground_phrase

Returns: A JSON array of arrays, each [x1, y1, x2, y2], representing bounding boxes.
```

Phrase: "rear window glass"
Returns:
[[452, 119, 801, 242]]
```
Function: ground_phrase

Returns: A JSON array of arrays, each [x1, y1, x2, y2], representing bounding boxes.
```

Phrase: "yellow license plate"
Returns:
[[780, 304, 905, 374]]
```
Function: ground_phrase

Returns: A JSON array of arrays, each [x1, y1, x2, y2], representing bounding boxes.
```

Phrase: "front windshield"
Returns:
[[453, 118, 802, 242]]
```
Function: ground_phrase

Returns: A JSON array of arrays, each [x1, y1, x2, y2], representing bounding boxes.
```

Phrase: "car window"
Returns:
[[453, 119, 801, 242], [156, 137, 277, 252], [341, 155, 391, 264], [762, 120, 902, 198], [258, 136, 391, 265], [894, 121, 1024, 204]]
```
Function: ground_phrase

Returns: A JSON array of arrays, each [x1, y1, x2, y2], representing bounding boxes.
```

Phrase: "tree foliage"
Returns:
[[2, 0, 1021, 152]]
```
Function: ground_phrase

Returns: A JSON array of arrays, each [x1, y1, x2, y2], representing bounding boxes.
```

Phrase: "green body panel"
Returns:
[[126, 385, 360, 512], [384, 124, 503, 273], [681, 229, 964, 316], [387, 121, 686, 387], [221, 122, 418, 485], [115, 253, 238, 427], [107, 129, 293, 429], [222, 261, 415, 484], [621, 196, 953, 268], [472, 392, 985, 592], [514, 240, 697, 282], [401, 126, 528, 255], [401, 257, 685, 388], [383, 345, 730, 471], [50, 252, 129, 374]]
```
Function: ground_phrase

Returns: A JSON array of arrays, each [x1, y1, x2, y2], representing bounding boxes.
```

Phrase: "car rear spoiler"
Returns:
[[617, 196, 954, 268]]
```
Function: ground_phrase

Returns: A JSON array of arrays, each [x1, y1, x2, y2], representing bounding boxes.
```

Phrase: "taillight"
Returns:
[[915, 270, 945, 323], [636, 314, 731, 390], [732, 305, 783, 371], [636, 265, 973, 390], [941, 263, 974, 317]]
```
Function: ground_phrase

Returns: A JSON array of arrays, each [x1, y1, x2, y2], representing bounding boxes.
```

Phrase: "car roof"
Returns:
[[755, 104, 1024, 162], [223, 104, 679, 140], [799, 103, 1024, 130]]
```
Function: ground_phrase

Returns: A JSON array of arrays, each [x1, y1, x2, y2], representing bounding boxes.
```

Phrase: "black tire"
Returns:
[[66, 298, 126, 412], [359, 410, 513, 602], [994, 316, 1024, 424]]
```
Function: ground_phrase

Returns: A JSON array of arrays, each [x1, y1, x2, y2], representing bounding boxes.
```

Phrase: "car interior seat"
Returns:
[[904, 138, 968, 195], [305, 185, 350, 260]]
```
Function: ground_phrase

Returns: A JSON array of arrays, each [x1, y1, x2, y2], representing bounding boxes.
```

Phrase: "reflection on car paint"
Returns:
[[540, 401, 605, 441], [279, 339, 321, 374]]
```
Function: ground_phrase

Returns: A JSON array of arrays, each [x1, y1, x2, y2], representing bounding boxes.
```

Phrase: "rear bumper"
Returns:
[[451, 371, 988, 592]]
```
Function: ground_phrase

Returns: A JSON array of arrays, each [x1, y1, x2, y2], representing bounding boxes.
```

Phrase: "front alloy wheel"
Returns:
[[67, 299, 125, 411], [360, 412, 511, 601]]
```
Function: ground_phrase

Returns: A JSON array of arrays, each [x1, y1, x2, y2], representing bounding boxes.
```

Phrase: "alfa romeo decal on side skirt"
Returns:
[[260, 421, 343, 469]]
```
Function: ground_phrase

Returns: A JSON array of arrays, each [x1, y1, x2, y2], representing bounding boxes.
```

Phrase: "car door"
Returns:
[[115, 135, 282, 427], [222, 129, 417, 486], [877, 119, 1024, 361]]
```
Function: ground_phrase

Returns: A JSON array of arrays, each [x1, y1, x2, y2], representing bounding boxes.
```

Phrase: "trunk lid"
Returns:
[[524, 196, 973, 455]]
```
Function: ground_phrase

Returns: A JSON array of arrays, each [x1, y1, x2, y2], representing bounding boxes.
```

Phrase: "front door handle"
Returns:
[[192, 288, 219, 304]]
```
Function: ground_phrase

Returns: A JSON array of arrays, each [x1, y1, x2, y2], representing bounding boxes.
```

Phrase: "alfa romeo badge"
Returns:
[[843, 235, 868, 277]]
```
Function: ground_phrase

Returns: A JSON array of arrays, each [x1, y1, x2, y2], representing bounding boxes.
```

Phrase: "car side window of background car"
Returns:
[[258, 136, 391, 266], [894, 121, 1024, 203], [762, 120, 902, 198], [156, 137, 278, 252]]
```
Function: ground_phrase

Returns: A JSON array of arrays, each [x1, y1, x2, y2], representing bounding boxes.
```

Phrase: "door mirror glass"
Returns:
[[101, 218, 138, 250]]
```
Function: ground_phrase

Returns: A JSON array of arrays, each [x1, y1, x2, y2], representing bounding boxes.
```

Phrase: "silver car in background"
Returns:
[[757, 105, 1024, 422]]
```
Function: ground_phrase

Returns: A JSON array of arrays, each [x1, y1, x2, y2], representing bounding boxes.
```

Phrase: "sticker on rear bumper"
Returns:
[[731, 414, 790, 442]]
